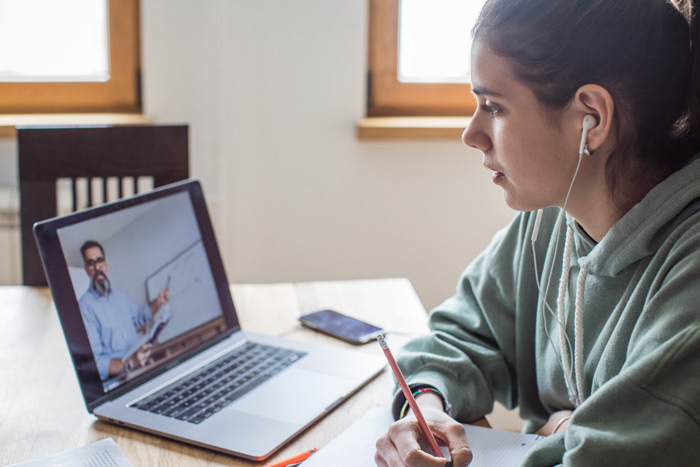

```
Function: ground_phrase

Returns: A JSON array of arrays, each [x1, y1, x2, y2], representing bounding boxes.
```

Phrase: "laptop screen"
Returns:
[[34, 180, 239, 410]]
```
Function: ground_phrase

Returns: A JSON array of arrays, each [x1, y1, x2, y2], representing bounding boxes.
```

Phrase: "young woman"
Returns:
[[375, 0, 700, 466]]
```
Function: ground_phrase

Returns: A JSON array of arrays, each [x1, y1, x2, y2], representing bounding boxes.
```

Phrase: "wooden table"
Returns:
[[0, 278, 430, 466]]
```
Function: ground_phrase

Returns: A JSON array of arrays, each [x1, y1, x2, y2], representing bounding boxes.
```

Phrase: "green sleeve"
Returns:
[[395, 212, 532, 422]]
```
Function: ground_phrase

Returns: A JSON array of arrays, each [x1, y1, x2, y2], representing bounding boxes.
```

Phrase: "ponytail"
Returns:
[[673, 0, 700, 145]]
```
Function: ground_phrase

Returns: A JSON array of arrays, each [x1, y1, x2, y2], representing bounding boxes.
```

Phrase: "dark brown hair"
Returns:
[[473, 0, 700, 196], [80, 240, 105, 262]]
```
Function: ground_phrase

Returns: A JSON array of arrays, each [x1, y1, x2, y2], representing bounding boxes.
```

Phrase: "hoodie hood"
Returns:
[[569, 153, 700, 277]]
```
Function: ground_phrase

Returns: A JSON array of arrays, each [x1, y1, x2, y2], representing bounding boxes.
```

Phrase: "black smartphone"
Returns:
[[299, 309, 384, 345]]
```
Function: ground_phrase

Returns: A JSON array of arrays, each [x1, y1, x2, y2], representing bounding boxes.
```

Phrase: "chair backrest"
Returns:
[[18, 124, 189, 286]]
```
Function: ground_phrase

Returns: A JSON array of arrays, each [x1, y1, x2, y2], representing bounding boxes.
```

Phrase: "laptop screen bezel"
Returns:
[[33, 179, 241, 412]]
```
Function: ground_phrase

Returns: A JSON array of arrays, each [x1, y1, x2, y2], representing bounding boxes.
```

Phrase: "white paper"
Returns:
[[301, 406, 541, 467], [9, 438, 133, 467]]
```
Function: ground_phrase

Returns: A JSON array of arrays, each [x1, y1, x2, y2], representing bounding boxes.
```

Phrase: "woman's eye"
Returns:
[[480, 103, 501, 116]]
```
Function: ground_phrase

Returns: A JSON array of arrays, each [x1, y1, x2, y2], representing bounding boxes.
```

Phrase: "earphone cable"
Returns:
[[532, 149, 586, 405]]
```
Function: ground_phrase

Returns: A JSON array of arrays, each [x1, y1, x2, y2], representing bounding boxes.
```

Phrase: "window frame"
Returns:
[[0, 0, 141, 114], [367, 0, 477, 117]]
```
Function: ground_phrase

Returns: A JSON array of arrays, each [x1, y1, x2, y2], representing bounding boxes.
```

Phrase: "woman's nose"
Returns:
[[462, 120, 491, 152]]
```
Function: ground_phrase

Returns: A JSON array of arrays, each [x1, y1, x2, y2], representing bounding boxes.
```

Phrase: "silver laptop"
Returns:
[[33, 179, 385, 461]]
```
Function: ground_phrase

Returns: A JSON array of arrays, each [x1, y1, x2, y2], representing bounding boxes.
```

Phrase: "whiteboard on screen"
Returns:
[[145, 240, 223, 342]]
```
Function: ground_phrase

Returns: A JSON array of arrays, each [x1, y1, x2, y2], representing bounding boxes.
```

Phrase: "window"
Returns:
[[367, 0, 485, 117], [0, 0, 140, 113]]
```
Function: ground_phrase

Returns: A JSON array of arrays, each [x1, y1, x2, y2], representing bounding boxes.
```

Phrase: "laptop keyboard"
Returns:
[[132, 341, 306, 424]]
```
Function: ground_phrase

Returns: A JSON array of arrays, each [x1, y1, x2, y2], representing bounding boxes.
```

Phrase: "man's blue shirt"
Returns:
[[79, 287, 151, 380]]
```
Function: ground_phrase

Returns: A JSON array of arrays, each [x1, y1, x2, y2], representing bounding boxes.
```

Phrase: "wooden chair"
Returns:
[[18, 124, 189, 286]]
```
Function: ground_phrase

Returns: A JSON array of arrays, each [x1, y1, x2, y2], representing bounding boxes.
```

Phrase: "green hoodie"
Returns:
[[396, 154, 700, 466]]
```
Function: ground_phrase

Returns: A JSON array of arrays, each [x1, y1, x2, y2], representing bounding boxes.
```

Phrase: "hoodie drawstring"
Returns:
[[557, 225, 588, 407]]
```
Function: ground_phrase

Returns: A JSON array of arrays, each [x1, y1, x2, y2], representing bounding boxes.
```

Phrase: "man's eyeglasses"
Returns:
[[85, 257, 106, 268]]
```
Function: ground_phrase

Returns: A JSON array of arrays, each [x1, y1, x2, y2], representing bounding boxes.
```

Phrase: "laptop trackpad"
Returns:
[[228, 367, 355, 425]]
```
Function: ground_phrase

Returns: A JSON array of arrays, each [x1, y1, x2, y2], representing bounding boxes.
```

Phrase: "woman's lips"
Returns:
[[484, 162, 505, 184]]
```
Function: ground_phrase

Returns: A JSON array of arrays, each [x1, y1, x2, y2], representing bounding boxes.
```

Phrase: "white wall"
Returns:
[[140, 0, 514, 311], [0, 1, 515, 310]]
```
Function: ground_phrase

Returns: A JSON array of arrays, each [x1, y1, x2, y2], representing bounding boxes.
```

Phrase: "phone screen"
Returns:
[[299, 309, 384, 344]]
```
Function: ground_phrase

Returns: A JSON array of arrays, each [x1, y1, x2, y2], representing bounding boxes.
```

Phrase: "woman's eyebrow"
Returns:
[[471, 86, 503, 98]]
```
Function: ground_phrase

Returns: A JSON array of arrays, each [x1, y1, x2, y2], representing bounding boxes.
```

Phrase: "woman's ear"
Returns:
[[573, 84, 614, 153]]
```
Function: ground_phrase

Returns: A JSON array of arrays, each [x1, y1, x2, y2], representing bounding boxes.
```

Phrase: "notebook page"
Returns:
[[8, 438, 132, 467], [301, 406, 541, 467]]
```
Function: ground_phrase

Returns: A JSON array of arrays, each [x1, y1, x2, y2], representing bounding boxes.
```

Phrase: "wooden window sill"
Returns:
[[356, 116, 471, 140], [0, 113, 153, 138]]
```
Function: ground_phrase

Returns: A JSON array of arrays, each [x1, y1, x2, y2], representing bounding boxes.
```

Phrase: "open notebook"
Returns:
[[301, 406, 542, 466]]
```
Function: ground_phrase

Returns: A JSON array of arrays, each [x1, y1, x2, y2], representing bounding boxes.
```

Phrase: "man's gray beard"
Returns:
[[92, 274, 111, 295]]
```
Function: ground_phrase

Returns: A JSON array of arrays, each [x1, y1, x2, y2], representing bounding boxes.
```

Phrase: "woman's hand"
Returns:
[[536, 410, 573, 437], [375, 393, 472, 466]]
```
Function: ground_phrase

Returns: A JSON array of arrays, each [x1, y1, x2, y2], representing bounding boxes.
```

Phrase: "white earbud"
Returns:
[[579, 114, 596, 156]]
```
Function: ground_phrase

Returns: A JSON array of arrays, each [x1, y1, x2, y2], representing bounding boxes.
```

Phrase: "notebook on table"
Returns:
[[33, 179, 385, 461]]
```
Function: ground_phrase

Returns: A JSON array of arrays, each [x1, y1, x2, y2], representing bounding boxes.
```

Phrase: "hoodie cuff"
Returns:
[[391, 383, 453, 420]]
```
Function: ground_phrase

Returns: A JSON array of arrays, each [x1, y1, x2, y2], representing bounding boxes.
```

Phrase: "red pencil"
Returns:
[[376, 334, 442, 457]]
